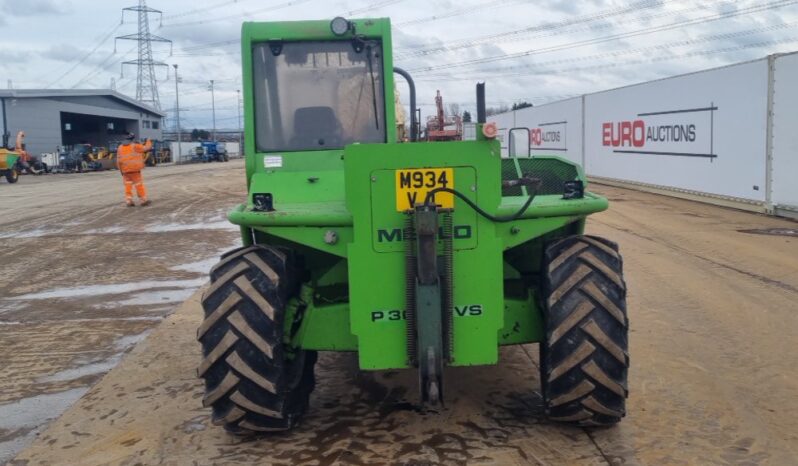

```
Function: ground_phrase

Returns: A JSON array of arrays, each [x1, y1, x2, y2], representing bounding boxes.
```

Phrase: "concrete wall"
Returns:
[[2, 95, 163, 156]]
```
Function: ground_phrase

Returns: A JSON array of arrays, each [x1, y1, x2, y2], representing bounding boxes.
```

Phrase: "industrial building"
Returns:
[[0, 89, 164, 156]]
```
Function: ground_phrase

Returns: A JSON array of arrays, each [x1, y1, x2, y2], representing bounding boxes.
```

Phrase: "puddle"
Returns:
[[170, 256, 220, 275], [35, 331, 150, 384], [0, 228, 64, 239], [114, 331, 150, 349], [144, 220, 238, 233], [738, 228, 798, 237], [61, 220, 86, 227], [4, 279, 206, 301], [0, 316, 163, 326], [0, 387, 88, 464], [169, 248, 228, 275], [83, 226, 127, 234], [0, 301, 27, 316], [114, 288, 197, 306], [36, 356, 122, 384]]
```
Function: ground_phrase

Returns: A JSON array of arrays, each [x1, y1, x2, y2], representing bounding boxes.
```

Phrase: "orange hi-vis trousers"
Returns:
[[122, 171, 147, 203]]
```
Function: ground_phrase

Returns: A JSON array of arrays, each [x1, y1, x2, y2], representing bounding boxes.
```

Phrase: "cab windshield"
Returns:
[[252, 40, 386, 152]]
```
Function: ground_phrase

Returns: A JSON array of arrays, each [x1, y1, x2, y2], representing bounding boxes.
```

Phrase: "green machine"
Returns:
[[197, 17, 629, 433]]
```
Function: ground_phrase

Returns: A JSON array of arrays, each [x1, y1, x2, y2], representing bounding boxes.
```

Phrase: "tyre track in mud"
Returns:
[[591, 209, 798, 295]]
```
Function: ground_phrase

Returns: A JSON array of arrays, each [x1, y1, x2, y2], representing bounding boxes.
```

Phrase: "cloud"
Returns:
[[39, 44, 85, 63], [0, 0, 69, 16], [0, 48, 29, 62], [715, 1, 739, 15]]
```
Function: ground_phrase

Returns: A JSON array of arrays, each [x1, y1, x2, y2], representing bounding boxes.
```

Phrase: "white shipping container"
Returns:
[[584, 59, 769, 203], [771, 53, 798, 214], [224, 142, 241, 157], [491, 112, 514, 156], [495, 98, 584, 165], [170, 142, 201, 163], [489, 51, 798, 217]]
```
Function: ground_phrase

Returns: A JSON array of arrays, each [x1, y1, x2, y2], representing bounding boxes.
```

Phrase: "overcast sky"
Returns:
[[1, 0, 797, 130]]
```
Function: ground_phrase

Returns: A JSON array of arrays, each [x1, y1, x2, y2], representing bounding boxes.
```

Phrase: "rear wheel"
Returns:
[[540, 235, 629, 426], [5, 168, 19, 183], [197, 244, 316, 433]]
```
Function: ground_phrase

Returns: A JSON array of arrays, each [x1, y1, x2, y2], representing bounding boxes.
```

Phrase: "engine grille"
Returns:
[[501, 157, 579, 197]]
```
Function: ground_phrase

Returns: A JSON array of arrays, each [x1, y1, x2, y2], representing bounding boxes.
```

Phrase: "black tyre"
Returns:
[[197, 244, 317, 433], [540, 235, 629, 426], [5, 168, 19, 183]]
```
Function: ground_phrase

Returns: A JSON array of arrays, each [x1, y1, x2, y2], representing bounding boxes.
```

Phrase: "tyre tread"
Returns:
[[541, 235, 629, 427], [197, 244, 316, 433]]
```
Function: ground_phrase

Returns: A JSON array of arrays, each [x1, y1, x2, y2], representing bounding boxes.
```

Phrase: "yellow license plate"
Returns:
[[395, 168, 454, 211]]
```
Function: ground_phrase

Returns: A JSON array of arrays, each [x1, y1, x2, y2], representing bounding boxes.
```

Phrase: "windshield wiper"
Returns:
[[365, 44, 380, 131]]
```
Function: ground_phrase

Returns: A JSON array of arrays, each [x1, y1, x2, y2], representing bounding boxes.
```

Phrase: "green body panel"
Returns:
[[297, 302, 357, 351], [345, 141, 502, 369], [500, 294, 544, 345], [233, 18, 609, 371]]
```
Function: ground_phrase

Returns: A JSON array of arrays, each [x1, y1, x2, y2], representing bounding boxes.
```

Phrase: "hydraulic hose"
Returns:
[[423, 185, 538, 223]]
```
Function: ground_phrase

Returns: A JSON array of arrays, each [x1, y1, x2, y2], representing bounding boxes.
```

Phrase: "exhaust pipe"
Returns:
[[476, 82, 486, 124], [394, 67, 417, 142]]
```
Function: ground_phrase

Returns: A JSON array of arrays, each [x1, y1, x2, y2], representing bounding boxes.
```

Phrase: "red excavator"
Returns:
[[425, 90, 463, 141]]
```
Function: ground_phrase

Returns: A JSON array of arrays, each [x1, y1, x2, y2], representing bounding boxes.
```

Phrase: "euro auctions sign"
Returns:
[[529, 121, 568, 151], [530, 121, 567, 152], [602, 104, 718, 159]]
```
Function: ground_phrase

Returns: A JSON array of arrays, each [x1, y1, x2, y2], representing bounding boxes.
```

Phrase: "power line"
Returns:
[[395, 0, 525, 27], [395, 0, 688, 58], [161, 0, 254, 20], [418, 37, 798, 84], [405, 0, 798, 73], [346, 0, 406, 16], [416, 22, 798, 80], [71, 44, 139, 89], [165, 1, 406, 55], [159, 0, 312, 28], [44, 23, 122, 88]]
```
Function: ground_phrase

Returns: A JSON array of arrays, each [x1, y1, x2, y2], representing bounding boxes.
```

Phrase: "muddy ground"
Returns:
[[0, 161, 247, 463], [3, 162, 798, 465]]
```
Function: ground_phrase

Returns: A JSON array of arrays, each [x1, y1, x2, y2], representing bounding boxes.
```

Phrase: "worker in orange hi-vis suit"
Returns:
[[117, 132, 153, 207]]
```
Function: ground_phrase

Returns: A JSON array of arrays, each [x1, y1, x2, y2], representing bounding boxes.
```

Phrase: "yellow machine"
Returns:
[[93, 147, 117, 170], [143, 141, 171, 166]]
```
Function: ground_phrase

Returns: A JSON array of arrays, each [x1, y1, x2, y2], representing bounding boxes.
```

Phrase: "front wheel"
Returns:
[[5, 168, 19, 183], [197, 244, 316, 433], [540, 235, 629, 426]]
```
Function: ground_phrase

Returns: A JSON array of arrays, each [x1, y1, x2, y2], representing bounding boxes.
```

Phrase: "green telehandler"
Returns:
[[197, 17, 629, 433]]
